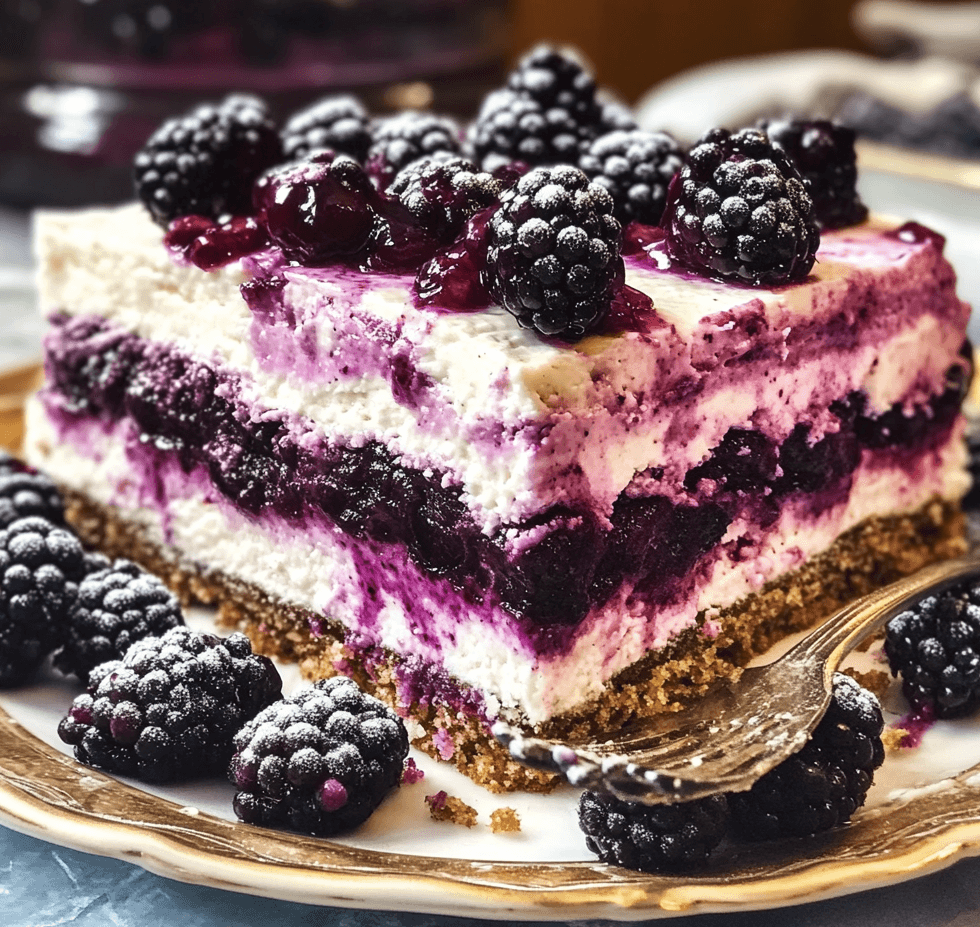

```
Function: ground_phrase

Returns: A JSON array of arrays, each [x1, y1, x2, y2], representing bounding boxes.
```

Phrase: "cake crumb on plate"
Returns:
[[401, 757, 425, 785], [490, 807, 521, 833], [425, 790, 477, 827], [883, 727, 913, 751]]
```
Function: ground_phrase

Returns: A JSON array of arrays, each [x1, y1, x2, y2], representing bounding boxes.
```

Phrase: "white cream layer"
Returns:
[[34, 205, 969, 533]]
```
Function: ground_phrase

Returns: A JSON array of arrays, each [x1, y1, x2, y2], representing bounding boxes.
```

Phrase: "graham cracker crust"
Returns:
[[61, 488, 965, 793]]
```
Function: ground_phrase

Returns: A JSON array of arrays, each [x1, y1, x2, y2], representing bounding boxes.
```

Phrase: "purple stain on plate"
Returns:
[[893, 703, 936, 749]]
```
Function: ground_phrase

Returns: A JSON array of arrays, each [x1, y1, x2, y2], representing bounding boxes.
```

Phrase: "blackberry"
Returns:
[[661, 127, 819, 286], [365, 112, 461, 188], [579, 129, 684, 226], [0, 449, 26, 475], [254, 153, 376, 264], [467, 47, 607, 172], [387, 156, 502, 243], [760, 118, 868, 230], [506, 45, 601, 127], [134, 94, 283, 226], [885, 582, 980, 717], [578, 791, 729, 872], [596, 97, 638, 134], [729, 674, 884, 840], [0, 468, 65, 529], [280, 94, 372, 163], [57, 627, 282, 782], [53, 559, 183, 681], [82, 551, 111, 574], [467, 89, 589, 173], [229, 676, 409, 836], [484, 165, 622, 340], [0, 516, 87, 687]]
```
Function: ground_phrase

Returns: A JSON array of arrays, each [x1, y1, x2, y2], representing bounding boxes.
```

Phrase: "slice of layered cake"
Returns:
[[23, 74, 972, 791]]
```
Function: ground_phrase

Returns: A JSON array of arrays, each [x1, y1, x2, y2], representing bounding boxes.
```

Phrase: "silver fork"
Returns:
[[493, 554, 980, 805]]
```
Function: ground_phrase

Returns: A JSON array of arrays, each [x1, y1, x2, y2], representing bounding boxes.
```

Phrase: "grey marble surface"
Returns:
[[1, 170, 980, 926]]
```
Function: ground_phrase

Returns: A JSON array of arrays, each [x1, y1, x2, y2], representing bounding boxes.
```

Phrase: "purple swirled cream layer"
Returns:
[[26, 204, 971, 726]]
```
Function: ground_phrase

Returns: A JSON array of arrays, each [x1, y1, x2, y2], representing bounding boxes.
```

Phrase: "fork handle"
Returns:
[[785, 554, 980, 682]]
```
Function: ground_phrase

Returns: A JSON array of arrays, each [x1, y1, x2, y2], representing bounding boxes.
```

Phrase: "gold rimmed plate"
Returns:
[[5, 367, 980, 920], [3, 634, 980, 921]]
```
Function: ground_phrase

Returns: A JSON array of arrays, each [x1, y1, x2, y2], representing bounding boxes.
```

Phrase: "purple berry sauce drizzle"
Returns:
[[894, 703, 936, 749], [887, 222, 947, 250], [42, 313, 970, 636]]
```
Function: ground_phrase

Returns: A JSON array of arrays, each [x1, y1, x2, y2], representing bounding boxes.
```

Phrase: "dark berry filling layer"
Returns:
[[42, 314, 969, 633]]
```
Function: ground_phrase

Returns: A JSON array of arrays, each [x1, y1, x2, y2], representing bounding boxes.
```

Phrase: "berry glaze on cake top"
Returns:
[[28, 200, 970, 734]]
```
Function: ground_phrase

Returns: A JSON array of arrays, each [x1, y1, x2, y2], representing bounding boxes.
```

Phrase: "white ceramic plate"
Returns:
[[633, 49, 978, 145]]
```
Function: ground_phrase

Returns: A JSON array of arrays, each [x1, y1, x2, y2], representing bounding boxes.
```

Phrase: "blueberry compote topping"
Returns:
[[414, 209, 495, 310], [360, 200, 443, 274], [886, 221, 947, 250], [165, 215, 268, 271], [254, 153, 376, 264], [621, 222, 666, 257], [388, 156, 501, 244], [599, 285, 659, 335], [45, 316, 969, 633]]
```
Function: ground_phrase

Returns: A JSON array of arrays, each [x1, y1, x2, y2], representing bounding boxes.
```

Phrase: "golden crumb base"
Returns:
[[61, 489, 964, 794]]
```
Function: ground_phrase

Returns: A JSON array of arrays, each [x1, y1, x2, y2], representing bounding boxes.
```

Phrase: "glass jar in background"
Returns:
[[0, 0, 509, 208]]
